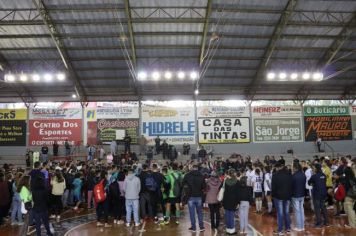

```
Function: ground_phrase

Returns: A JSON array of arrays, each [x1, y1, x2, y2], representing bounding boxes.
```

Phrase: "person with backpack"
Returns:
[[308, 163, 329, 228], [95, 170, 111, 228], [151, 163, 165, 223], [205, 171, 221, 231], [291, 163, 306, 232], [182, 164, 206, 232], [124, 167, 141, 227], [333, 157, 348, 216], [162, 163, 183, 225], [139, 164, 155, 220]]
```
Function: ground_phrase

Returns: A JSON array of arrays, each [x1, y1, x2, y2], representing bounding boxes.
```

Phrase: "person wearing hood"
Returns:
[[205, 171, 222, 231], [222, 169, 240, 235], [236, 176, 253, 235], [182, 164, 206, 233], [124, 167, 141, 227], [308, 163, 328, 228]]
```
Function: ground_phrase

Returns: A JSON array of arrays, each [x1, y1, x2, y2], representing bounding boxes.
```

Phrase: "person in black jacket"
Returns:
[[237, 176, 253, 235], [272, 162, 293, 235], [222, 169, 240, 235], [32, 176, 53, 236], [308, 163, 328, 228], [182, 164, 206, 233], [291, 163, 306, 231]]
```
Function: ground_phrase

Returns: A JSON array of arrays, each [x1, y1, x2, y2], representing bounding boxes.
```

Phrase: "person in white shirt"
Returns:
[[110, 140, 117, 156], [304, 161, 314, 211], [263, 166, 273, 214], [252, 168, 263, 213]]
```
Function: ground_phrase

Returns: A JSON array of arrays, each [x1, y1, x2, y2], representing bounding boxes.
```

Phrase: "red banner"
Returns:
[[29, 119, 82, 146]]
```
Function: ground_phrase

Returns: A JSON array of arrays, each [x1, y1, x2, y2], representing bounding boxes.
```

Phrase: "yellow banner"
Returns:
[[0, 109, 27, 120]]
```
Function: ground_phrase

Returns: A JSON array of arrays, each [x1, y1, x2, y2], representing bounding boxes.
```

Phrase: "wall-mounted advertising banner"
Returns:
[[253, 118, 302, 142], [198, 117, 250, 144], [141, 107, 195, 144], [304, 106, 349, 116], [29, 119, 82, 146], [85, 107, 139, 120], [0, 109, 27, 146], [29, 108, 81, 119], [197, 106, 249, 118], [304, 116, 352, 141], [29, 108, 82, 146], [97, 119, 139, 144], [349, 106, 356, 139], [252, 106, 302, 117]]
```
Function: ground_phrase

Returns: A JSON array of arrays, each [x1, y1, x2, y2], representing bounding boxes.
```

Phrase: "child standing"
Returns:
[[72, 173, 83, 211]]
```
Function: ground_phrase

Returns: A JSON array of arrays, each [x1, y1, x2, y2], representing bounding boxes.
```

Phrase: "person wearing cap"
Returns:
[[272, 161, 293, 235], [308, 163, 328, 228]]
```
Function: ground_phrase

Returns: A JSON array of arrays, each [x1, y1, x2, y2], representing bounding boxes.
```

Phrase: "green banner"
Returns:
[[253, 118, 302, 142], [304, 106, 349, 116]]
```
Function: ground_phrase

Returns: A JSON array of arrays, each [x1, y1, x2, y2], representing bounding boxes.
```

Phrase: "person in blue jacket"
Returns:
[[308, 163, 329, 228], [291, 163, 306, 232]]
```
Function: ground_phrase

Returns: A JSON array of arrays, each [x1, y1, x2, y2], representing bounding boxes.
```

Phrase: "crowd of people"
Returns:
[[0, 151, 356, 236]]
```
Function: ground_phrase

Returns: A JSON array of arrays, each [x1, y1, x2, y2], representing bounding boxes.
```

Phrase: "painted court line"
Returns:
[[64, 220, 96, 236]]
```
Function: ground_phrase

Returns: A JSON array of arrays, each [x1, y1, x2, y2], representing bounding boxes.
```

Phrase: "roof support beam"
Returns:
[[199, 0, 213, 66], [319, 12, 356, 67], [123, 0, 137, 66], [0, 50, 36, 105], [32, 0, 87, 102], [246, 0, 298, 99]]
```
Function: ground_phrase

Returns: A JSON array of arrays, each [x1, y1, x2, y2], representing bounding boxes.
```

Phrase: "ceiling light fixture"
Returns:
[[152, 71, 161, 81], [56, 73, 65, 81], [302, 72, 310, 80], [164, 71, 172, 80], [72, 94, 77, 98], [278, 72, 287, 80], [32, 74, 40, 82], [290, 73, 298, 80], [194, 89, 199, 95], [20, 74, 28, 82], [137, 71, 147, 80], [177, 71, 185, 80], [5, 74, 15, 82], [266, 72, 275, 80], [190, 71, 198, 80], [44, 74, 53, 82]]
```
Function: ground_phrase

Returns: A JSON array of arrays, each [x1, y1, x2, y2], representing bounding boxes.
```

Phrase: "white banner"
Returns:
[[252, 106, 302, 117], [141, 107, 195, 145], [29, 108, 82, 119], [350, 106, 356, 115], [198, 117, 250, 144], [197, 106, 249, 118], [84, 107, 139, 121]]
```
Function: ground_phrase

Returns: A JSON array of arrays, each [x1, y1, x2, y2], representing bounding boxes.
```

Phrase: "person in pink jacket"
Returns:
[[205, 172, 222, 231]]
